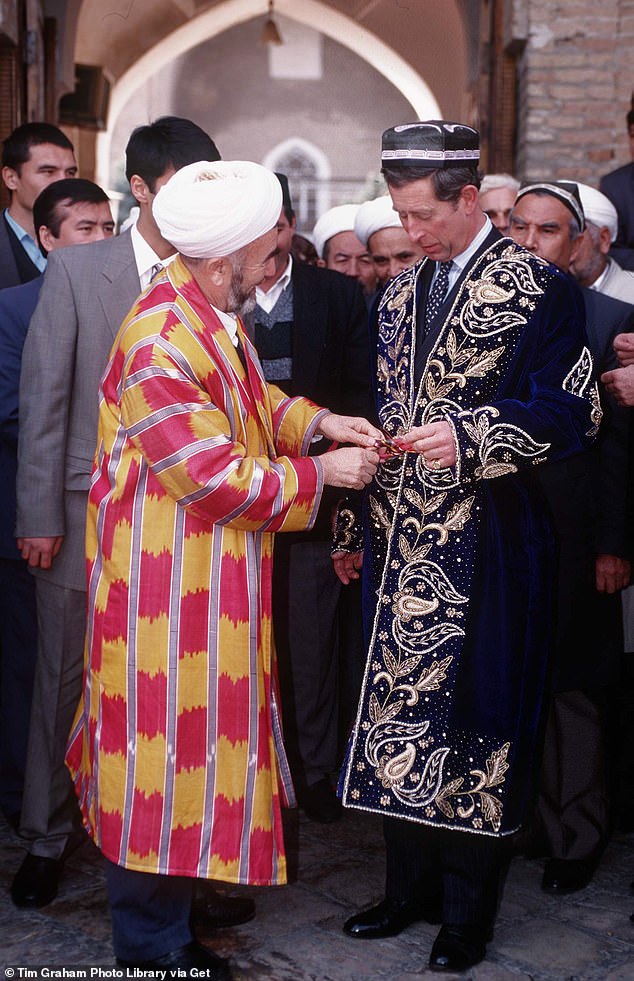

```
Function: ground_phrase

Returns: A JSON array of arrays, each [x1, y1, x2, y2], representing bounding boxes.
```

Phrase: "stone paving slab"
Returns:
[[1, 809, 633, 979]]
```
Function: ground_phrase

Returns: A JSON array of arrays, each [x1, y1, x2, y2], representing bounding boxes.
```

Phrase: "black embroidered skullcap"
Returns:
[[381, 120, 480, 168], [275, 172, 293, 213], [515, 180, 585, 229]]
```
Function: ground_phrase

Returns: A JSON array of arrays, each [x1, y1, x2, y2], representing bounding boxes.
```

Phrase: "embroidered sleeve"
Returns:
[[332, 494, 364, 553], [447, 343, 600, 483], [441, 270, 602, 484]]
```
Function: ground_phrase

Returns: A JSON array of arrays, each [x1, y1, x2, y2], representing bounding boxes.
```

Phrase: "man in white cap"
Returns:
[[65, 159, 380, 975], [510, 180, 634, 899], [313, 203, 378, 300], [570, 183, 634, 303], [354, 194, 425, 288]]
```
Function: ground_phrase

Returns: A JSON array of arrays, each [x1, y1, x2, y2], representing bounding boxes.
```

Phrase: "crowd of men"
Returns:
[[0, 104, 633, 976]]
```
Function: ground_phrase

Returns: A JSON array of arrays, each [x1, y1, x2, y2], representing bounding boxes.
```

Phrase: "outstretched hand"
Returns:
[[397, 420, 457, 469], [317, 413, 383, 448], [320, 446, 379, 490]]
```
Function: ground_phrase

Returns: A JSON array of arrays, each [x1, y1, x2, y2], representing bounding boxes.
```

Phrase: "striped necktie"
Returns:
[[425, 260, 453, 327]]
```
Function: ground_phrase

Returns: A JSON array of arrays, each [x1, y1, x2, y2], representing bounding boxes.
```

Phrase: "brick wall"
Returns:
[[506, 0, 633, 185]]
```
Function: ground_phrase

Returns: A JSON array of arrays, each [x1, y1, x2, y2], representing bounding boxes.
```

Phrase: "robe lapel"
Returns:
[[414, 229, 502, 386]]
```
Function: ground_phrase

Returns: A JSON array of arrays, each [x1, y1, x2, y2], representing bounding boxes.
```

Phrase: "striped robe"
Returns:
[[66, 257, 326, 885]]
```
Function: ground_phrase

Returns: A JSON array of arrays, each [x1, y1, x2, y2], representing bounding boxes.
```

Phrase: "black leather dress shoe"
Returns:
[[192, 885, 256, 928], [299, 777, 342, 823], [10, 853, 63, 908], [117, 941, 232, 978], [541, 857, 595, 894], [343, 896, 441, 939], [429, 924, 489, 972]]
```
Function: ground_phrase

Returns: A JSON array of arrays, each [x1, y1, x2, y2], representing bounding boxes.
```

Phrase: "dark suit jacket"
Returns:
[[251, 261, 370, 539], [0, 215, 41, 290], [16, 230, 141, 590], [0, 277, 42, 557], [599, 163, 634, 270], [538, 285, 634, 690]]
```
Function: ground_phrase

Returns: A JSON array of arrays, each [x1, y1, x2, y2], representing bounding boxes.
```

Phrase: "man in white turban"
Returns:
[[66, 160, 381, 977], [570, 182, 634, 304], [313, 202, 377, 299], [354, 195, 425, 288]]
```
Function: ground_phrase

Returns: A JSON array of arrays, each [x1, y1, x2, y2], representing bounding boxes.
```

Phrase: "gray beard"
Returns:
[[227, 264, 256, 318]]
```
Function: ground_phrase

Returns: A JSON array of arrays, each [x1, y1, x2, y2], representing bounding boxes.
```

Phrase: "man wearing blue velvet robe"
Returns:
[[332, 121, 601, 973]]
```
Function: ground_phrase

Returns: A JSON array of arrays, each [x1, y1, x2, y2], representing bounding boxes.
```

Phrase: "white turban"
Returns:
[[354, 195, 402, 247], [152, 160, 282, 258], [312, 204, 360, 258], [576, 183, 618, 242]]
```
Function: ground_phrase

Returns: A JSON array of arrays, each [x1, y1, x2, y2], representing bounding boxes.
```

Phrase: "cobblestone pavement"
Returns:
[[1, 808, 633, 980]]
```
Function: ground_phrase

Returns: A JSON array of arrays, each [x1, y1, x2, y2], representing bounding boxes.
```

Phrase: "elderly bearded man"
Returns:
[[332, 121, 601, 972], [65, 161, 380, 977]]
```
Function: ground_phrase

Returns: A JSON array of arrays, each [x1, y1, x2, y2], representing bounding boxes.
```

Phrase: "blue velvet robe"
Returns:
[[335, 237, 600, 838]]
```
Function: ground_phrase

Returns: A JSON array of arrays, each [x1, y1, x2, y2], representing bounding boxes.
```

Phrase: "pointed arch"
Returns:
[[96, 0, 441, 184]]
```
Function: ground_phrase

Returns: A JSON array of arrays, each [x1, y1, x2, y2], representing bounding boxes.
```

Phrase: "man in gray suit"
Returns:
[[0, 122, 77, 290], [11, 117, 225, 910]]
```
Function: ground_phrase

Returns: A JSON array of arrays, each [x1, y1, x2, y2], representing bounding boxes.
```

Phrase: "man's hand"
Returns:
[[596, 553, 631, 593], [397, 421, 457, 469], [613, 332, 634, 367], [317, 413, 383, 448], [17, 536, 63, 569], [320, 447, 379, 489], [601, 365, 634, 406], [332, 550, 363, 585]]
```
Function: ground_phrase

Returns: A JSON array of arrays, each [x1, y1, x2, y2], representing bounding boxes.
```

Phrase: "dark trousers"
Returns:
[[0, 557, 38, 817], [383, 817, 507, 927], [537, 688, 609, 861], [274, 540, 364, 787], [105, 859, 194, 961]]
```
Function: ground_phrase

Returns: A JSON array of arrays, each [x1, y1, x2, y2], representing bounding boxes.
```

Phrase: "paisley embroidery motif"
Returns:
[[341, 239, 598, 836]]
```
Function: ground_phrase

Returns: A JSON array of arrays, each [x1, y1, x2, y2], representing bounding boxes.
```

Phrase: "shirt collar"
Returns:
[[449, 216, 493, 275], [130, 221, 176, 288], [255, 254, 293, 302], [4, 209, 47, 272], [210, 304, 240, 346]]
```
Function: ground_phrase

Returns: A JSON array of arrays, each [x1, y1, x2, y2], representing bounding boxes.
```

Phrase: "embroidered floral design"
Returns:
[[434, 743, 510, 833]]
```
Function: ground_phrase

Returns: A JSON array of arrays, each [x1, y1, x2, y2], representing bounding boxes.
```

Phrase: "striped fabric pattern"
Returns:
[[66, 257, 325, 885]]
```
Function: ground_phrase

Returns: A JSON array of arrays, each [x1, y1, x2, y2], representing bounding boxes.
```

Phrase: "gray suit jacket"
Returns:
[[599, 256, 634, 305], [16, 230, 141, 590]]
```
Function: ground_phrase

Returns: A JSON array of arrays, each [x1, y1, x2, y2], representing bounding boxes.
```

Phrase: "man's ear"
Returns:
[[206, 257, 230, 286], [38, 225, 56, 253], [569, 233, 584, 266], [461, 184, 480, 213], [598, 226, 613, 256], [2, 166, 18, 193], [129, 174, 151, 206]]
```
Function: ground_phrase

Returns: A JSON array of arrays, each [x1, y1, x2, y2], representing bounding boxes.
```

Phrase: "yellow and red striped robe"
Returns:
[[66, 257, 326, 885]]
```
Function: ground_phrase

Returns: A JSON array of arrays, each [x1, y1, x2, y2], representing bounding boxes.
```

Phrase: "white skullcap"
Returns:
[[354, 196, 402, 247], [152, 160, 282, 258], [575, 183, 618, 242], [312, 204, 360, 258]]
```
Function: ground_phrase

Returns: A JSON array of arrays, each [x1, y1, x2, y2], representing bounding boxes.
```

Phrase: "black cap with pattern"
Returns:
[[515, 180, 585, 229], [381, 120, 480, 169]]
